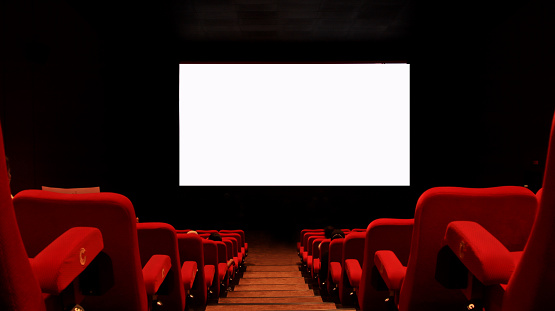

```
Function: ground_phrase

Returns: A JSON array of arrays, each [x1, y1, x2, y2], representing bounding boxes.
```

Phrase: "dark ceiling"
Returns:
[[173, 0, 412, 43]]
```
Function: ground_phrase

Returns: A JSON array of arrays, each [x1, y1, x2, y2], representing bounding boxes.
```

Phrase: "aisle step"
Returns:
[[242, 271, 300, 277], [247, 266, 300, 272], [205, 303, 344, 310], [218, 296, 325, 304], [232, 284, 310, 291], [203, 230, 355, 311], [227, 290, 315, 298], [239, 277, 305, 285]]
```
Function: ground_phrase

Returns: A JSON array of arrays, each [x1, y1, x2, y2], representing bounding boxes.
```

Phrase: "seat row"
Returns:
[[300, 185, 545, 311], [0, 152, 247, 311], [298, 113, 555, 311]]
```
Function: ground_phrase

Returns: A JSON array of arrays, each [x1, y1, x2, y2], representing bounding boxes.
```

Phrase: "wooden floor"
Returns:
[[194, 231, 357, 311]]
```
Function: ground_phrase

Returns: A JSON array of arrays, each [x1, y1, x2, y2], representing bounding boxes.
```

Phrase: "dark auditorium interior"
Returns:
[[1, 0, 555, 310]]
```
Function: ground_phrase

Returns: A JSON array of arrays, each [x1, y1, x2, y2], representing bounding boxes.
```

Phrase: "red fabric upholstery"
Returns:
[[299, 229, 323, 253], [0, 122, 47, 311], [374, 250, 406, 290], [329, 262, 343, 284], [221, 239, 237, 276], [310, 238, 324, 278], [218, 262, 228, 287], [340, 231, 366, 304], [181, 261, 197, 291], [30, 227, 103, 295], [202, 239, 219, 297], [398, 186, 537, 311], [137, 222, 186, 311], [317, 238, 331, 286], [306, 235, 324, 273], [327, 238, 344, 293], [215, 241, 230, 288], [344, 259, 362, 288], [502, 112, 555, 311], [313, 258, 321, 274], [142, 254, 172, 295], [357, 218, 413, 311], [443, 221, 515, 285], [220, 230, 247, 254], [14, 190, 151, 311], [177, 233, 207, 306], [222, 236, 241, 267], [220, 233, 242, 264], [204, 265, 215, 288], [302, 232, 325, 262]]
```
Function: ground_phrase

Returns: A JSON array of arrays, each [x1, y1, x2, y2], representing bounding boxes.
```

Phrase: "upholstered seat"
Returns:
[[14, 190, 172, 311], [375, 186, 537, 311]]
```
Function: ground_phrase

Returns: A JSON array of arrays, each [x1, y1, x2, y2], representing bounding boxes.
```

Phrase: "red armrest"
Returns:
[[218, 262, 228, 282], [444, 221, 515, 285], [204, 265, 215, 287], [329, 262, 342, 284], [344, 259, 362, 288], [29, 227, 103, 295], [142, 254, 172, 295], [181, 261, 198, 290], [313, 258, 321, 273], [374, 250, 406, 291]]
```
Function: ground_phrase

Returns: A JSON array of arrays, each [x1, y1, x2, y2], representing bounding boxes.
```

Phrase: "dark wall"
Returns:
[[1, 0, 554, 233]]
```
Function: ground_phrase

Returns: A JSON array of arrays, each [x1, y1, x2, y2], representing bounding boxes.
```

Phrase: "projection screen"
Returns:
[[179, 63, 409, 186]]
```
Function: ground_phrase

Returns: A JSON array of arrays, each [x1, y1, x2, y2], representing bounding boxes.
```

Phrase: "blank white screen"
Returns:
[[179, 63, 409, 186]]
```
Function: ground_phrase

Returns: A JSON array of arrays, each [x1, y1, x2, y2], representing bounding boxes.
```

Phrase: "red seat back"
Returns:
[[177, 233, 207, 306], [503, 112, 555, 311], [358, 218, 413, 311], [0, 122, 46, 310], [399, 186, 537, 311], [202, 239, 219, 297], [327, 237, 345, 292], [340, 231, 366, 303], [14, 190, 149, 311], [137, 222, 186, 311], [220, 230, 246, 249]]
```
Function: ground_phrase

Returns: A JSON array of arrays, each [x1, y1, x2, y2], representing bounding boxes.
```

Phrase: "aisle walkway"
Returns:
[[204, 231, 356, 311]]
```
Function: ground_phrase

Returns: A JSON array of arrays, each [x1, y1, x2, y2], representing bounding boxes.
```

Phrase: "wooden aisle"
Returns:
[[200, 231, 357, 311]]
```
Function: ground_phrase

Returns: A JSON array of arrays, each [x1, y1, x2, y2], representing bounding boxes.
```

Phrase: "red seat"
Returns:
[[436, 112, 555, 311], [220, 229, 248, 256], [177, 233, 208, 306], [351, 228, 366, 233], [202, 239, 219, 298], [357, 218, 413, 311], [316, 238, 331, 289], [214, 240, 231, 289], [310, 237, 325, 279], [0, 123, 107, 311], [501, 117, 555, 311], [302, 232, 325, 265], [305, 235, 325, 273], [340, 231, 366, 305], [299, 229, 324, 258], [374, 186, 537, 311], [220, 233, 243, 266], [14, 190, 172, 311], [327, 238, 345, 294], [137, 222, 186, 311], [221, 239, 237, 278]]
